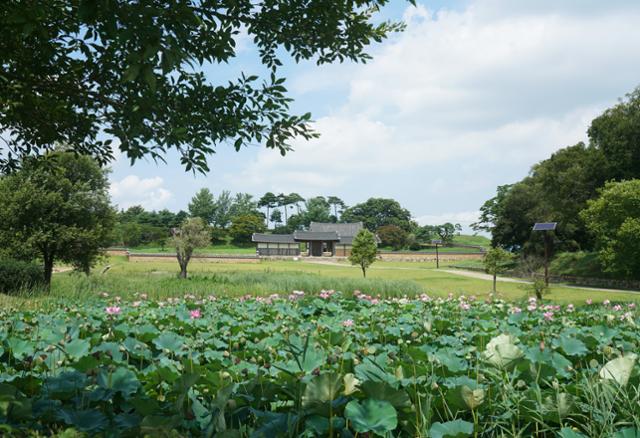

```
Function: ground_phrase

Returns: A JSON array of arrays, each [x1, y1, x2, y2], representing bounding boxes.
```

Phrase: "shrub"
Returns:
[[377, 224, 408, 250], [0, 259, 44, 294]]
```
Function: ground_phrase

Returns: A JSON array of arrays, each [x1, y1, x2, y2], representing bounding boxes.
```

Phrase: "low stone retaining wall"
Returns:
[[127, 253, 260, 264], [105, 248, 129, 256], [379, 252, 484, 262]]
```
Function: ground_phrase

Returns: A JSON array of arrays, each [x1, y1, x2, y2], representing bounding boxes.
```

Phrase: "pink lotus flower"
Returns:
[[543, 311, 554, 321], [511, 306, 522, 314], [527, 304, 537, 311], [603, 299, 611, 306], [105, 306, 121, 315], [566, 304, 575, 313], [613, 304, 622, 311], [342, 319, 354, 328], [132, 301, 142, 307], [628, 303, 636, 309], [459, 302, 470, 311], [190, 309, 202, 319], [586, 299, 593, 305]]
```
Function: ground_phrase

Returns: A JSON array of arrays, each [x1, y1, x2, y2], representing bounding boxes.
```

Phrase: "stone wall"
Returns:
[[378, 252, 484, 262], [127, 254, 260, 264]]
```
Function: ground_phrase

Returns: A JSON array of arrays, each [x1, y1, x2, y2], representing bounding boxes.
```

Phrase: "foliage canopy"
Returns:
[[0, 0, 403, 173]]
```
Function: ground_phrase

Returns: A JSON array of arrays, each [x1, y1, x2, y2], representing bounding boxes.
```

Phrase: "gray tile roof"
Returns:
[[293, 231, 340, 241], [252, 233, 297, 244], [309, 222, 363, 236]]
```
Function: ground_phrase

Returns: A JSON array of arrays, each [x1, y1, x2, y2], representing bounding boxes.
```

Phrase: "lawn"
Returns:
[[3, 257, 638, 310]]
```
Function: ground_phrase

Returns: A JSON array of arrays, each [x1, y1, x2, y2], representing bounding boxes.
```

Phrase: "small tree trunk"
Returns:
[[361, 265, 366, 278], [492, 273, 497, 293], [43, 252, 54, 289], [176, 250, 191, 279]]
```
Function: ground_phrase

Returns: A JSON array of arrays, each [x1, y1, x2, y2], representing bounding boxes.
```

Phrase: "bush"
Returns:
[[376, 225, 408, 250], [0, 259, 44, 294]]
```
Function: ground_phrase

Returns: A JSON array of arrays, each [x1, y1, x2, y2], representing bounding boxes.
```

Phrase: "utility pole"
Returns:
[[431, 239, 442, 269], [533, 222, 557, 287]]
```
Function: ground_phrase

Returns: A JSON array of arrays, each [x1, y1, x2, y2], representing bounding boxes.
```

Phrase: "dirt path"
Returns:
[[53, 267, 73, 274]]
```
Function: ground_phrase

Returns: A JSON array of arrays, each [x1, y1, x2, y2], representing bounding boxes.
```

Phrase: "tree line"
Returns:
[[474, 87, 640, 280], [0, 150, 468, 288]]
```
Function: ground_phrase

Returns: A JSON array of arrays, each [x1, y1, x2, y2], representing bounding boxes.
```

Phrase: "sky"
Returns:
[[108, 0, 640, 232]]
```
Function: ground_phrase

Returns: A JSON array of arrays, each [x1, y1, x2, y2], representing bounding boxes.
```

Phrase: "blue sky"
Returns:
[[108, 0, 640, 231]]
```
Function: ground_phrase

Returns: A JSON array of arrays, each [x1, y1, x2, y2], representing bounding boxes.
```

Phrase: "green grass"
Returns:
[[2, 256, 638, 309]]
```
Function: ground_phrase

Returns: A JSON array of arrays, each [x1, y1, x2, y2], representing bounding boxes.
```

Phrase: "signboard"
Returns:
[[431, 239, 443, 244]]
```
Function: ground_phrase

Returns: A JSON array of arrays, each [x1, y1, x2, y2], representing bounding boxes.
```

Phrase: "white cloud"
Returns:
[[232, 0, 640, 218], [109, 175, 172, 210]]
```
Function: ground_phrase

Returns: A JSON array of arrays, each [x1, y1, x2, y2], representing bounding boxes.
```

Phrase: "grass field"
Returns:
[[3, 256, 638, 309]]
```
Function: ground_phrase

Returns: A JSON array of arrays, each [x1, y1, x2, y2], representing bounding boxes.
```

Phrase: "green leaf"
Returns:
[[153, 332, 184, 352], [360, 381, 411, 408], [344, 399, 397, 435], [58, 409, 108, 432], [122, 63, 141, 82], [303, 373, 342, 407], [429, 419, 474, 438], [558, 428, 589, 438], [65, 338, 91, 360], [97, 367, 140, 396], [7, 337, 33, 360], [555, 335, 588, 357], [614, 428, 640, 438]]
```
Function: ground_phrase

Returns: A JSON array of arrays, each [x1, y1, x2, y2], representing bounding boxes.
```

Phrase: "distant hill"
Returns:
[[451, 234, 491, 248]]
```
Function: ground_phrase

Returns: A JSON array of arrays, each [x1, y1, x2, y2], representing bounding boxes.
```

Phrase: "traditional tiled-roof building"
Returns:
[[252, 222, 371, 257]]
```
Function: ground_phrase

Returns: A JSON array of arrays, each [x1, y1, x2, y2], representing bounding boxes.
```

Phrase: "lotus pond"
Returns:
[[2, 291, 640, 437]]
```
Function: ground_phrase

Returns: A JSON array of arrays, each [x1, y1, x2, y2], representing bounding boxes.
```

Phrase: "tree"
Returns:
[[434, 223, 462, 244], [349, 229, 378, 278], [270, 209, 283, 227], [342, 198, 415, 232], [0, 1, 403, 173], [377, 225, 408, 250], [228, 193, 261, 220], [589, 88, 640, 180], [483, 247, 513, 293], [581, 180, 640, 279], [476, 88, 640, 254], [229, 215, 266, 245], [327, 196, 346, 221], [213, 191, 233, 228], [0, 152, 115, 286], [172, 217, 210, 279], [188, 188, 217, 225], [288, 193, 306, 215], [303, 196, 332, 225], [258, 192, 278, 228]]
